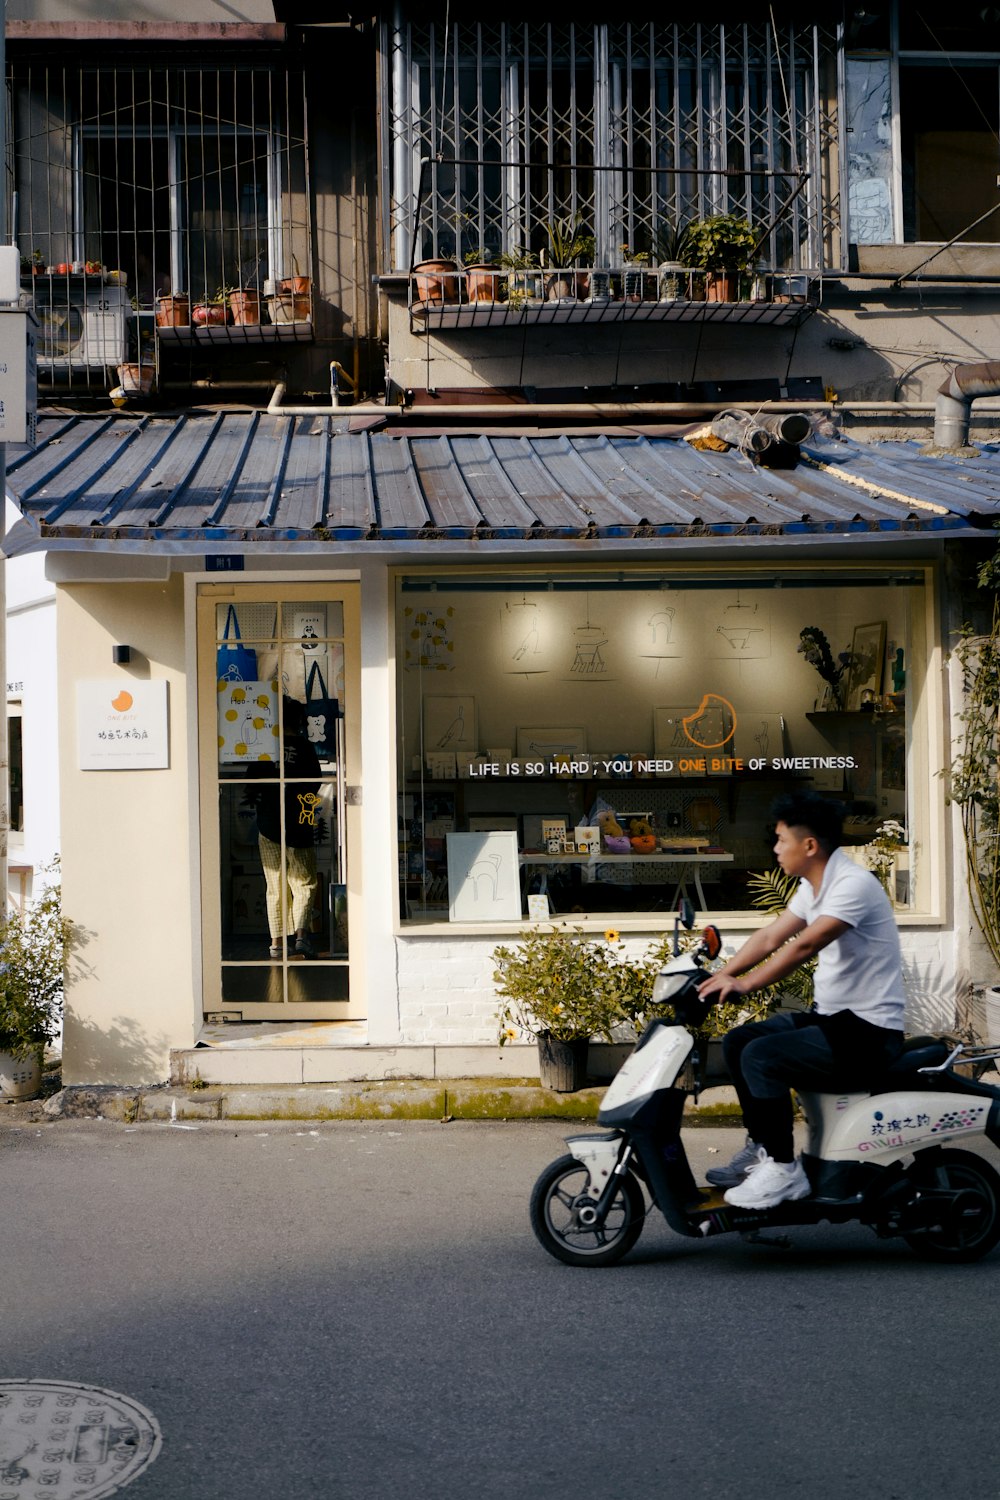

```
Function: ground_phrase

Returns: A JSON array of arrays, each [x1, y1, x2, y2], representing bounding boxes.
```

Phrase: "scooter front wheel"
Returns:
[[902, 1149, 1000, 1263], [530, 1154, 645, 1267]]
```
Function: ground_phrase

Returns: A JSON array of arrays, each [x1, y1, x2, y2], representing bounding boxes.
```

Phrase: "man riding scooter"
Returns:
[[697, 792, 906, 1210]]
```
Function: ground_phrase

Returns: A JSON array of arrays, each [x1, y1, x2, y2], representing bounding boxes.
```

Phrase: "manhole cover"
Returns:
[[0, 1381, 161, 1498]]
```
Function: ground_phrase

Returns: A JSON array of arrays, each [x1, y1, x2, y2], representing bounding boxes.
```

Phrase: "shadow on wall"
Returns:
[[62, 927, 170, 1084], [902, 949, 956, 1035], [62, 1011, 171, 1087]]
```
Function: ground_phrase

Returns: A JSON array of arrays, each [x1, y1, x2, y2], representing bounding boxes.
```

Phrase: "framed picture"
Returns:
[[847, 622, 886, 711], [447, 831, 522, 922], [734, 713, 785, 763], [423, 695, 477, 754]]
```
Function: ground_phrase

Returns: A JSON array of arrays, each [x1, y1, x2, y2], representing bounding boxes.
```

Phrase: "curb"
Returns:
[[36, 1080, 743, 1125]]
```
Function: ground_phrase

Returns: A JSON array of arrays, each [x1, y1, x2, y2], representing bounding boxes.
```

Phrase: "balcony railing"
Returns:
[[407, 263, 818, 332]]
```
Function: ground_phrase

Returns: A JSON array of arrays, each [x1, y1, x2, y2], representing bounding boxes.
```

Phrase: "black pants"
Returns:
[[721, 1010, 904, 1163]]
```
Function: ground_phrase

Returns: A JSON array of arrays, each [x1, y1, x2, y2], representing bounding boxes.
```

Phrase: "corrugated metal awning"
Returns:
[[5, 412, 999, 556]]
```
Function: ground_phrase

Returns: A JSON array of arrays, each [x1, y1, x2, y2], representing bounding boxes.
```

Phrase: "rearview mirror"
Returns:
[[701, 925, 722, 961], [679, 899, 695, 930]]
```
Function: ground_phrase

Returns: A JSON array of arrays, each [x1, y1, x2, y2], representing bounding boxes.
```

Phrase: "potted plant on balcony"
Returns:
[[654, 221, 695, 302], [411, 256, 460, 305], [498, 247, 542, 308], [155, 291, 190, 327], [680, 212, 757, 302], [540, 214, 595, 302], [463, 249, 501, 304], [619, 244, 651, 301], [192, 288, 230, 326]]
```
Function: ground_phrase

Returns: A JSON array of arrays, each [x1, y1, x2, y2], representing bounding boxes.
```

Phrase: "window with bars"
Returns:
[[11, 62, 311, 309], [384, 18, 841, 273]]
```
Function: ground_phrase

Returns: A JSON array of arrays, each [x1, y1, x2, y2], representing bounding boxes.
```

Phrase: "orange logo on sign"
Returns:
[[111, 690, 134, 712], [682, 693, 737, 749]]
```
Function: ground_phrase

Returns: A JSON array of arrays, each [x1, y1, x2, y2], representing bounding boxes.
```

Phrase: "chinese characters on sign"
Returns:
[[77, 681, 169, 769]]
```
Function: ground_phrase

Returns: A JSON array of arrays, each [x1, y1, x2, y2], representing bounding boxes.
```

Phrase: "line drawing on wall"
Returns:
[[423, 696, 477, 754], [501, 600, 552, 675], [708, 596, 771, 658]]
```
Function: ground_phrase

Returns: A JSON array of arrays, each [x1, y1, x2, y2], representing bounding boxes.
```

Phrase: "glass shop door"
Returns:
[[198, 584, 364, 1019]]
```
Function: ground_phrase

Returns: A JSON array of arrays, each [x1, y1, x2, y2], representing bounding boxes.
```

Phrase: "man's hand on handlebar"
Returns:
[[698, 971, 750, 1004]]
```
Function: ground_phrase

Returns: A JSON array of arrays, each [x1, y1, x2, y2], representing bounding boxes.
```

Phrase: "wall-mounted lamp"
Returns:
[[112, 645, 132, 665]]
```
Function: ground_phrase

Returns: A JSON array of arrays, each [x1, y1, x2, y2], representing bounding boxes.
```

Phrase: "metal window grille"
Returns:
[[383, 17, 841, 272], [10, 60, 311, 343]]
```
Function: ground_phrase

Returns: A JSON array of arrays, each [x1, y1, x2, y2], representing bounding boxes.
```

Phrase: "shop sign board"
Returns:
[[77, 680, 169, 769], [0, 307, 38, 445]]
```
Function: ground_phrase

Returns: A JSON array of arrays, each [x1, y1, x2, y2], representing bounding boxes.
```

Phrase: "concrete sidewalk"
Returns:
[[5, 1077, 742, 1126]]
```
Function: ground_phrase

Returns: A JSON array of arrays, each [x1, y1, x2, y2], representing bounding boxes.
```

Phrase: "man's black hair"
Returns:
[[770, 792, 846, 854]]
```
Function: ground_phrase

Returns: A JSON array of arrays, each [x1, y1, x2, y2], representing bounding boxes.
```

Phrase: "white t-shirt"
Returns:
[[787, 847, 906, 1031]]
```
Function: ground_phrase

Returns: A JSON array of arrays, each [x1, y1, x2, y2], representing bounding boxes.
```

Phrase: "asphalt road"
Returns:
[[2, 1117, 998, 1500]]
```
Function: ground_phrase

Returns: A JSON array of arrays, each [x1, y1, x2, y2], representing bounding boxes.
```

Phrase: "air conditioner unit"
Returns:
[[34, 281, 130, 373]]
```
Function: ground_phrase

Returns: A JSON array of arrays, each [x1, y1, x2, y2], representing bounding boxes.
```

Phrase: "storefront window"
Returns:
[[395, 568, 929, 925]]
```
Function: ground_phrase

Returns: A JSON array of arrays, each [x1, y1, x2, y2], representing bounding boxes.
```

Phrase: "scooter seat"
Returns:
[[871, 1037, 950, 1092]]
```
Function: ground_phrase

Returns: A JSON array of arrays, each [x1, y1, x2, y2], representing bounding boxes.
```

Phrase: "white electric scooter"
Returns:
[[530, 911, 1000, 1267]]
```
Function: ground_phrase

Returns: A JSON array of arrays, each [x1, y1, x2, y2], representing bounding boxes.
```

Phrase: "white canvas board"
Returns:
[[447, 831, 522, 922], [734, 713, 785, 763]]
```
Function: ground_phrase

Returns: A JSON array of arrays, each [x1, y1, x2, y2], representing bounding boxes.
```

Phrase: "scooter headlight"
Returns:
[[652, 971, 693, 1004]]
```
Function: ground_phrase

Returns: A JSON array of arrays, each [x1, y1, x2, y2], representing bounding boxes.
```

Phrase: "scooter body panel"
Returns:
[[598, 1023, 692, 1127], [800, 1088, 993, 1165]]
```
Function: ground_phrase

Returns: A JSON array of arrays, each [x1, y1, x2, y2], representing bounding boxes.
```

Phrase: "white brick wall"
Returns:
[[395, 928, 963, 1046]]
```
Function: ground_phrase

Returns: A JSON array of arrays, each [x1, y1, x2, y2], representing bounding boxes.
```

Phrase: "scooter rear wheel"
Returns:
[[530, 1154, 645, 1267], [902, 1149, 1000, 1263]]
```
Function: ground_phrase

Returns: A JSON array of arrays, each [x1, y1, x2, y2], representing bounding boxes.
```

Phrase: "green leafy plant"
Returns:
[[494, 925, 627, 1045], [497, 247, 539, 270], [618, 243, 651, 266], [679, 212, 757, 273], [542, 214, 595, 268], [0, 867, 72, 1059], [946, 597, 1000, 971], [653, 221, 694, 264], [743, 866, 816, 1013]]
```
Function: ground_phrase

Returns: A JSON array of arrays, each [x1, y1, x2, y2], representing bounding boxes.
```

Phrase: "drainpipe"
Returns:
[[931, 360, 1000, 452], [710, 409, 812, 455], [267, 362, 357, 416]]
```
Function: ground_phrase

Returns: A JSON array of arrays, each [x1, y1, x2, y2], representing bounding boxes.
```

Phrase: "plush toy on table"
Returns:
[[596, 808, 631, 854], [629, 817, 657, 855]]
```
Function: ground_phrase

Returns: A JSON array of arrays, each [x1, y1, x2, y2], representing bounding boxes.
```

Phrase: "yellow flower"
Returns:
[[553, 1003, 564, 1014], [504, 1027, 517, 1039], [604, 928, 620, 943]]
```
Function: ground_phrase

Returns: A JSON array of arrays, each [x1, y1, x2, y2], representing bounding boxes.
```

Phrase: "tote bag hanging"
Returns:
[[216, 605, 258, 684], [304, 659, 340, 759]]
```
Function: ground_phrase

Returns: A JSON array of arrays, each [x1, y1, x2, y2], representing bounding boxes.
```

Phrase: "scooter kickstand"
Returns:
[[740, 1229, 793, 1249]]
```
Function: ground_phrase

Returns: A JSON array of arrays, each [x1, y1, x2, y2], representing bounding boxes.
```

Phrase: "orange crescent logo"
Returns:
[[682, 693, 736, 749], [111, 690, 134, 713]]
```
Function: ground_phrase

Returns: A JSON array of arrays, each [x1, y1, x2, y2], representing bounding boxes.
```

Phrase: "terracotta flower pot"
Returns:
[[705, 271, 740, 302], [229, 289, 261, 325], [412, 258, 459, 304], [465, 264, 500, 303], [274, 278, 312, 320], [155, 293, 190, 328], [116, 363, 155, 396]]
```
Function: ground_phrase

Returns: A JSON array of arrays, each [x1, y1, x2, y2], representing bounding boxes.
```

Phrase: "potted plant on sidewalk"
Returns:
[[0, 868, 72, 1101], [494, 925, 627, 1089]]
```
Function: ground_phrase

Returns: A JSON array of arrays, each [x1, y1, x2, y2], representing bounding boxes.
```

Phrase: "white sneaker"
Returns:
[[724, 1151, 811, 1209]]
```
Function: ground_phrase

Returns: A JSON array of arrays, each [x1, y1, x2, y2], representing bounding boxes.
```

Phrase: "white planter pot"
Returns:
[[969, 985, 1000, 1045], [0, 1048, 42, 1101]]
